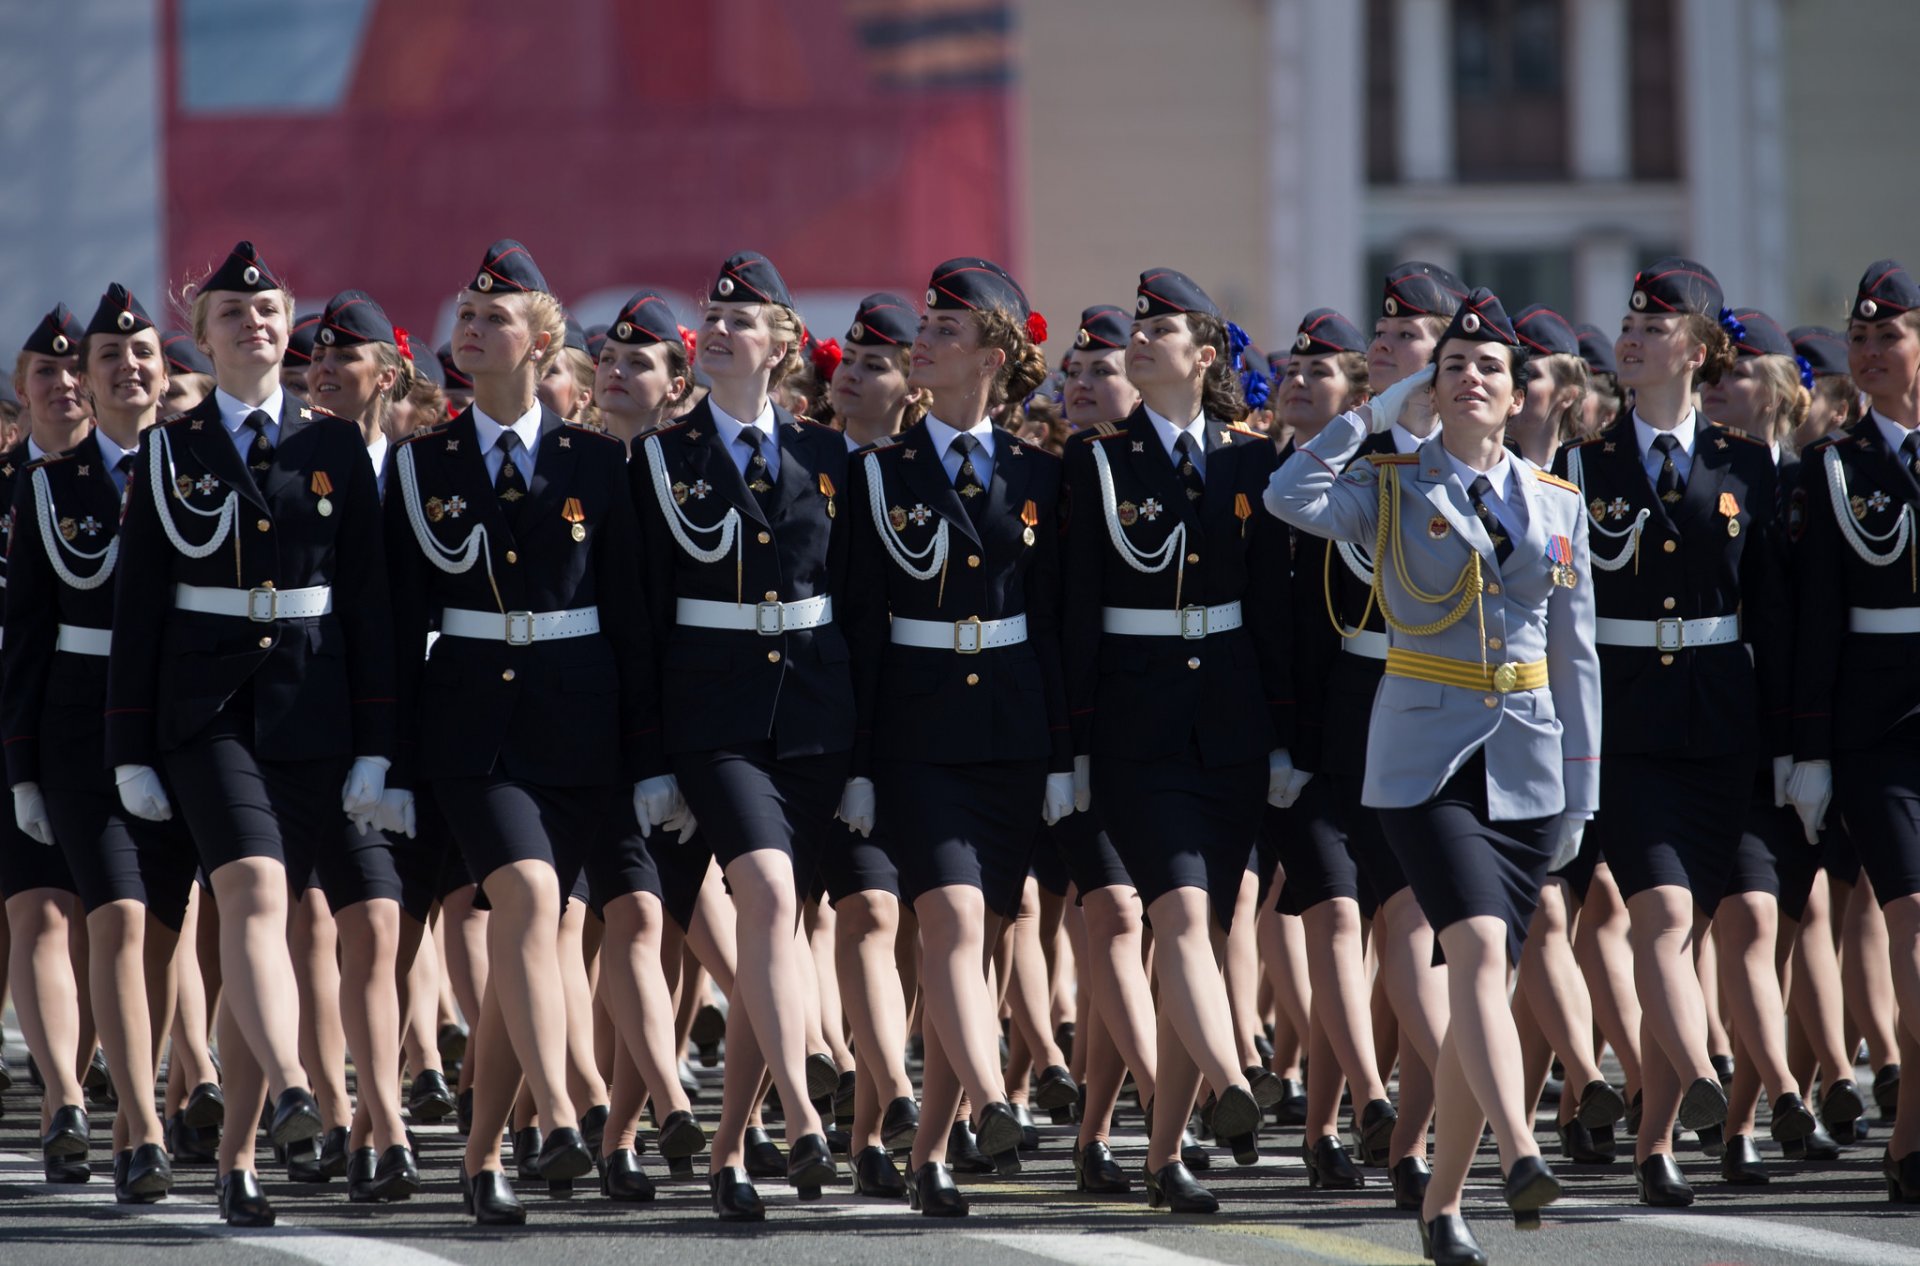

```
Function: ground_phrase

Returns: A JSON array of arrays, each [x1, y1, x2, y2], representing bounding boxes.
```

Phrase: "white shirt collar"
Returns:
[[924, 413, 994, 460], [1633, 408, 1697, 459], [1444, 446, 1514, 503], [213, 386, 285, 435], [366, 431, 390, 474], [1389, 421, 1428, 455], [24, 437, 48, 463], [91, 428, 133, 470], [472, 399, 542, 454], [708, 395, 777, 450], [1873, 410, 1919, 456], [1143, 404, 1206, 461]]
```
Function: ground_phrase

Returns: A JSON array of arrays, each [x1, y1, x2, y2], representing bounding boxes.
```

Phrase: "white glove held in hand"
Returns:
[[1267, 749, 1311, 808], [1785, 760, 1833, 846], [1548, 814, 1586, 873], [1771, 755, 1794, 809], [633, 775, 688, 841], [1366, 364, 1436, 432], [836, 777, 876, 838], [374, 789, 417, 839], [115, 765, 171, 822], [341, 756, 390, 834], [1072, 755, 1091, 813], [12, 782, 52, 846], [1043, 773, 1076, 826]]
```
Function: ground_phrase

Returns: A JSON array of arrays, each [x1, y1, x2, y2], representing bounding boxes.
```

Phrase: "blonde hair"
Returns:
[[460, 288, 567, 374], [1745, 354, 1811, 446], [764, 303, 806, 389], [556, 346, 600, 428]]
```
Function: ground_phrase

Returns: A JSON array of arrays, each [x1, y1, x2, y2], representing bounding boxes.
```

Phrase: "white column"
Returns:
[[1395, 0, 1453, 183], [1265, 0, 1366, 325], [1743, 0, 1790, 315], [1574, 233, 1637, 327], [1569, 0, 1630, 181], [1681, 0, 1746, 288]]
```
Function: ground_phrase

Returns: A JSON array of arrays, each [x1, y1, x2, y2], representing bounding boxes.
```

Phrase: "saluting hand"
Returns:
[[1364, 364, 1436, 433], [114, 765, 172, 823]]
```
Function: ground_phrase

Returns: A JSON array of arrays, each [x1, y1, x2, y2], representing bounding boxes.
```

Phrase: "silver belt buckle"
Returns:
[[755, 601, 786, 636], [953, 616, 983, 654], [246, 587, 278, 622], [1655, 617, 1684, 652], [504, 611, 536, 646], [1179, 605, 1209, 640]]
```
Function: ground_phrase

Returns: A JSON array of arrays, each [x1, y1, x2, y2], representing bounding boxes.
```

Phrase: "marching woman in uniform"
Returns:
[[3, 304, 96, 1184], [1787, 260, 1920, 1201], [1555, 261, 1812, 1209], [1269, 288, 1598, 1265], [381, 241, 659, 1225], [630, 250, 848, 1221], [1063, 269, 1288, 1212], [821, 292, 926, 1199], [593, 290, 692, 448], [3, 286, 199, 1203], [106, 242, 393, 1226], [841, 261, 1070, 1215]]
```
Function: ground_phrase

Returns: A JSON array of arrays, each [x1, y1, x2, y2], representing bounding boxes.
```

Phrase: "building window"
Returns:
[[1458, 248, 1575, 315], [1367, 0, 1398, 182], [1628, 0, 1681, 180], [1453, 0, 1568, 181]]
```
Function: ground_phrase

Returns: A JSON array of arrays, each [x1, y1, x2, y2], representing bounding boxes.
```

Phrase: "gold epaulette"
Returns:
[[1533, 471, 1580, 493], [1367, 453, 1418, 465], [1081, 421, 1121, 439], [1716, 425, 1768, 446]]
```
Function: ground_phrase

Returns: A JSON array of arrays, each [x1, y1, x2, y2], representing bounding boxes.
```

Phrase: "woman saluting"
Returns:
[[1268, 288, 1600, 1266]]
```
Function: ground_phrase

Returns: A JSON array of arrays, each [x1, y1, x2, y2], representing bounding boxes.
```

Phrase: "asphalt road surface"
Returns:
[[2, 1030, 1917, 1266]]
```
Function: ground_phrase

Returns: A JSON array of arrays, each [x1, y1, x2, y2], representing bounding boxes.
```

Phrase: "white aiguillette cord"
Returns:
[[1564, 445, 1651, 574], [32, 466, 118, 589], [1091, 439, 1186, 605]]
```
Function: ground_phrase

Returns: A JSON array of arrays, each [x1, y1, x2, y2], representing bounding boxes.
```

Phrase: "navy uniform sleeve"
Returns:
[[1243, 444, 1295, 751], [841, 450, 887, 780], [1, 469, 56, 787], [334, 434, 396, 760], [1025, 455, 1072, 773], [383, 441, 432, 789], [105, 441, 171, 769], [1790, 451, 1843, 762], [1060, 439, 1105, 757], [590, 440, 662, 783]]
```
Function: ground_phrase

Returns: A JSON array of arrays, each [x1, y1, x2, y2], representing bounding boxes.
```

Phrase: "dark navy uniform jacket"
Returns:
[[842, 421, 1070, 775], [629, 398, 854, 760], [1791, 413, 1920, 760], [1062, 407, 1293, 767], [4, 432, 136, 792], [1554, 417, 1785, 758], [106, 394, 394, 768], [385, 405, 657, 789]]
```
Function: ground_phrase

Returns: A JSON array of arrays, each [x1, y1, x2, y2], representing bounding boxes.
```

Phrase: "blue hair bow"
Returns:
[[1226, 320, 1272, 409], [1717, 307, 1747, 342], [1796, 355, 1814, 390]]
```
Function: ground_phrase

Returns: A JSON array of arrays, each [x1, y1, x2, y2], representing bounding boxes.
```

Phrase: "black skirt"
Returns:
[[432, 773, 610, 901], [1594, 752, 1750, 906], [672, 744, 847, 897], [43, 786, 197, 930], [1834, 719, 1920, 905], [820, 820, 903, 905], [1332, 772, 1408, 913], [876, 758, 1044, 920], [1094, 745, 1265, 931], [1028, 824, 1071, 898], [1729, 771, 1820, 922], [585, 798, 665, 912], [1376, 751, 1556, 965], [162, 711, 347, 887], [1265, 774, 1363, 917], [1049, 809, 1134, 899]]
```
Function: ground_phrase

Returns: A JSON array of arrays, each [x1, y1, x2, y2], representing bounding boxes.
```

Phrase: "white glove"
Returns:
[[633, 774, 687, 841], [1548, 814, 1587, 873], [1366, 364, 1435, 432], [1267, 749, 1311, 808], [1072, 754, 1091, 813], [835, 776, 876, 838], [115, 764, 172, 822], [341, 756, 390, 835], [12, 782, 53, 846], [374, 788, 417, 839], [1785, 760, 1833, 846], [1771, 755, 1794, 809], [1043, 772, 1076, 825]]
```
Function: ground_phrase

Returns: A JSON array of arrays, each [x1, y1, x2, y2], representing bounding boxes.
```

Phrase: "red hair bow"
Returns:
[[811, 337, 843, 379], [678, 325, 697, 359], [1026, 312, 1049, 345], [393, 326, 413, 361]]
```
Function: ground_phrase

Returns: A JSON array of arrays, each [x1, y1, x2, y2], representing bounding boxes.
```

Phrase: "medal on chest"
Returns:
[[1547, 534, 1576, 588]]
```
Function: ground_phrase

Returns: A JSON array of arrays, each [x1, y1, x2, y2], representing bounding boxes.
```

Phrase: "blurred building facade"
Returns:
[[1024, 0, 1920, 350]]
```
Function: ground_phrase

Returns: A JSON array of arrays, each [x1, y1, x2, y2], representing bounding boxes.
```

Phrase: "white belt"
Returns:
[[1339, 628, 1389, 660], [1849, 606, 1920, 635], [1594, 614, 1740, 651], [1101, 601, 1243, 640], [440, 606, 600, 646], [676, 594, 832, 636], [890, 614, 1027, 654], [55, 624, 111, 656], [174, 582, 332, 622]]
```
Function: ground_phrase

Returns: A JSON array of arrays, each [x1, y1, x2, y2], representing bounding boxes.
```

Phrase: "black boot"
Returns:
[[1389, 1155, 1430, 1210]]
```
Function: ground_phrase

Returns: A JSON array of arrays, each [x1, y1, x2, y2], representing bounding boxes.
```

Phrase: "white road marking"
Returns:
[[973, 1232, 1228, 1266], [1645, 1213, 1920, 1265]]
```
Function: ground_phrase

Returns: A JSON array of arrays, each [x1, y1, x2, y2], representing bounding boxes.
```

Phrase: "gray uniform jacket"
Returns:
[[1265, 411, 1601, 821]]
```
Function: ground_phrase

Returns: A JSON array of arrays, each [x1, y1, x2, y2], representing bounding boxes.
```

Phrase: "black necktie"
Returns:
[[1902, 431, 1920, 482], [1174, 432, 1206, 503], [1469, 475, 1513, 564], [739, 427, 777, 513], [495, 431, 528, 519], [244, 409, 274, 473], [1651, 433, 1684, 505]]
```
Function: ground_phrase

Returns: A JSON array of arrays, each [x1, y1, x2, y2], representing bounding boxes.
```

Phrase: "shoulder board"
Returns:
[[1366, 453, 1418, 466], [395, 426, 444, 448], [860, 439, 907, 457], [788, 417, 838, 435], [1224, 423, 1266, 440], [304, 404, 339, 420], [1533, 471, 1580, 493], [26, 452, 72, 470], [649, 419, 692, 438], [1712, 424, 1768, 446], [1567, 436, 1602, 449], [160, 411, 196, 428], [1086, 421, 1120, 438]]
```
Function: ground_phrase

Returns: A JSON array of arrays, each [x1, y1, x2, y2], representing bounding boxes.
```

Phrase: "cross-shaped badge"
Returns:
[[446, 495, 468, 518], [1608, 497, 1629, 519], [1140, 498, 1163, 522], [79, 515, 101, 536], [690, 480, 711, 500], [1870, 490, 1892, 513], [907, 504, 932, 526], [195, 474, 220, 496]]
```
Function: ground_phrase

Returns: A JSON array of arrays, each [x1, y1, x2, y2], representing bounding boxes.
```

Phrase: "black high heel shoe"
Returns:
[[1883, 1149, 1920, 1202], [909, 1161, 967, 1216], [1144, 1161, 1217, 1213], [1556, 1119, 1616, 1164], [786, 1132, 837, 1200], [267, 1087, 323, 1148], [462, 1168, 526, 1225], [1420, 1213, 1488, 1266], [601, 1148, 656, 1202], [1721, 1134, 1769, 1185], [1354, 1097, 1397, 1167], [1301, 1136, 1364, 1189], [116, 1144, 172, 1204], [1034, 1064, 1079, 1112], [1769, 1092, 1816, 1143], [406, 1069, 456, 1122], [881, 1096, 920, 1153], [1208, 1085, 1261, 1141], [1501, 1154, 1561, 1230], [657, 1108, 707, 1163], [512, 1126, 544, 1181], [852, 1144, 908, 1198], [744, 1126, 786, 1178], [975, 1101, 1024, 1177], [946, 1119, 995, 1173], [1678, 1076, 1729, 1133], [1821, 1078, 1866, 1130], [1273, 1078, 1308, 1127], [533, 1127, 594, 1183], [182, 1081, 225, 1130], [1783, 1121, 1841, 1161], [218, 1169, 275, 1227], [1575, 1079, 1627, 1128], [1389, 1155, 1430, 1210], [1074, 1140, 1129, 1193], [41, 1105, 89, 1161], [1635, 1153, 1694, 1207], [710, 1166, 765, 1222], [805, 1052, 842, 1102]]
